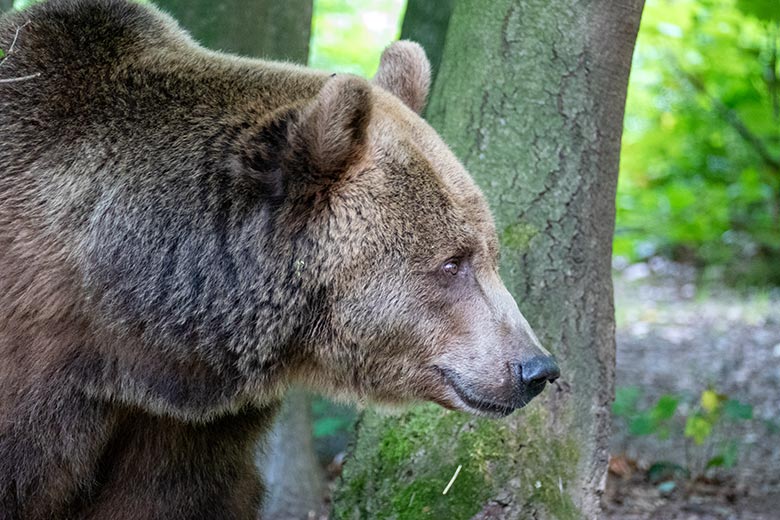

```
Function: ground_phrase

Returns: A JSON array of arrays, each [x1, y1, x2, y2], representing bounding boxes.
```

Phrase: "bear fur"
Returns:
[[0, 1, 558, 518]]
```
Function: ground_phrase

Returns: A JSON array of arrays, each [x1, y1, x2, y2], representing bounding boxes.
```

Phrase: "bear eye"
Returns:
[[442, 258, 460, 276]]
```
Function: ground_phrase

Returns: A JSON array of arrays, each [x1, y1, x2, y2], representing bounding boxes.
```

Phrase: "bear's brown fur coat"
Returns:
[[0, 1, 558, 518]]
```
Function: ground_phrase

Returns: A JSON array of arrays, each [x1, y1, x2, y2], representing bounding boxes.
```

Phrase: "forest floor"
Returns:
[[604, 259, 780, 519]]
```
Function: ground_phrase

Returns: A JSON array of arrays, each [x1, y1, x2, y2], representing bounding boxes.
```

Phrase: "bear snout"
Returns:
[[510, 356, 560, 388], [507, 355, 560, 406], [436, 356, 559, 418]]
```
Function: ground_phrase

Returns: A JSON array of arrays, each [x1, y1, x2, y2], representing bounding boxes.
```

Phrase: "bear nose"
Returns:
[[513, 356, 560, 386]]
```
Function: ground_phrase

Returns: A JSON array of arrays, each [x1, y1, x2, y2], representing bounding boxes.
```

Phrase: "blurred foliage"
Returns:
[[613, 386, 755, 477], [312, 396, 355, 439], [308, 0, 405, 77], [11, 0, 36, 9], [617, 0, 780, 284], [311, 396, 357, 466]]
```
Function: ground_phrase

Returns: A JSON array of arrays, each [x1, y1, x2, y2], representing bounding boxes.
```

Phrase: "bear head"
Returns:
[[245, 42, 560, 418]]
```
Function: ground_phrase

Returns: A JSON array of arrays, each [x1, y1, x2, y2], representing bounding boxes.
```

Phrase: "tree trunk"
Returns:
[[154, 0, 312, 62], [151, 3, 320, 518], [1, 0, 13, 14], [262, 389, 324, 520], [399, 0, 455, 88], [334, 1, 643, 519]]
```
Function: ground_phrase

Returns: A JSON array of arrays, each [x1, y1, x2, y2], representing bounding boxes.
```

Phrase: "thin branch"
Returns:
[[8, 21, 30, 53], [0, 72, 41, 83], [0, 20, 31, 68], [0, 21, 40, 84], [441, 464, 462, 495]]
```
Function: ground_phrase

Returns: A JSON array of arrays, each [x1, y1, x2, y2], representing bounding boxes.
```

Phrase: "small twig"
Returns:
[[0, 21, 40, 84], [8, 21, 31, 54], [0, 72, 41, 83], [441, 464, 462, 495], [0, 21, 31, 68]]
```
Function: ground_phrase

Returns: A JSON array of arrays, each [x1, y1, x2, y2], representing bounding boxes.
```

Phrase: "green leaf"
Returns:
[[0, 49, 5, 59], [736, 0, 780, 23], [629, 414, 656, 436], [723, 399, 753, 421], [721, 442, 739, 468], [700, 389, 724, 414], [651, 394, 679, 421], [684, 415, 713, 445], [707, 442, 739, 469]]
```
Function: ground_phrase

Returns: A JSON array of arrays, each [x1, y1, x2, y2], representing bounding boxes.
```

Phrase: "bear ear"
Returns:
[[294, 74, 373, 181], [372, 40, 431, 114]]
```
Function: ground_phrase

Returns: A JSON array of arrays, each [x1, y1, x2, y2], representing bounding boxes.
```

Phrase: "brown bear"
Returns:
[[0, 0, 560, 518]]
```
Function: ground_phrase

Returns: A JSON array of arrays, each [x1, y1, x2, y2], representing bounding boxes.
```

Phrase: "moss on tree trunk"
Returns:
[[334, 0, 644, 518], [1, 0, 13, 14], [154, 0, 312, 62]]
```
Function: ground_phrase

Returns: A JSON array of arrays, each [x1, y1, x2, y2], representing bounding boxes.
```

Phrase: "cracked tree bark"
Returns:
[[334, 1, 644, 519]]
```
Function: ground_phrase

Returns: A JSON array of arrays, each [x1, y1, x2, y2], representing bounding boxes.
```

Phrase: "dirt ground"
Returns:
[[605, 259, 780, 519]]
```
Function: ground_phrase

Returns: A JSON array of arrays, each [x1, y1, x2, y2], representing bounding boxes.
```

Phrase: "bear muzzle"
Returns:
[[437, 355, 560, 418], [509, 355, 560, 403]]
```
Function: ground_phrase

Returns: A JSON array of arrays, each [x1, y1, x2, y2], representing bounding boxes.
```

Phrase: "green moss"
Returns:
[[334, 403, 584, 520], [390, 460, 489, 520], [509, 407, 582, 520], [334, 405, 498, 519], [378, 426, 415, 465], [501, 222, 538, 252]]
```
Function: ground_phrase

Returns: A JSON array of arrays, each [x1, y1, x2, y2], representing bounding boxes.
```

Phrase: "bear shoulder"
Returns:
[[1, 0, 191, 64]]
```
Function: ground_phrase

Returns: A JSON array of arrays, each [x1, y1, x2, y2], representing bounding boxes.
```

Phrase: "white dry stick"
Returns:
[[8, 21, 31, 53], [0, 21, 31, 68], [441, 464, 462, 495], [0, 21, 40, 84], [0, 72, 41, 83]]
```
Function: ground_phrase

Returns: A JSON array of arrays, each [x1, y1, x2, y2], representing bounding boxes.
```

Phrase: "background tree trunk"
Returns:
[[334, 0, 644, 519], [262, 389, 324, 520], [399, 0, 455, 89], [1, 0, 13, 14], [152, 2, 321, 518], [154, 0, 312, 61]]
